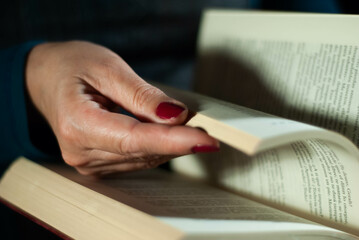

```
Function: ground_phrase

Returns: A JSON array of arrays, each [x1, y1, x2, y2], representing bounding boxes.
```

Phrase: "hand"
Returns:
[[25, 41, 219, 176]]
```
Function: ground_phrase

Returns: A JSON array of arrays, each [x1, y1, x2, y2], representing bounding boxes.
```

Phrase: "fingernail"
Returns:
[[156, 102, 185, 119], [191, 145, 220, 153]]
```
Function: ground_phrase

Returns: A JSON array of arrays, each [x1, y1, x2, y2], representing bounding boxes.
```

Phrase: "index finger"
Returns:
[[82, 107, 219, 156]]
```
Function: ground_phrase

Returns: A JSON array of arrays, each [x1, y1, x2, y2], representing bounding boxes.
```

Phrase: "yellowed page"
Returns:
[[0, 158, 183, 240], [172, 140, 359, 237]]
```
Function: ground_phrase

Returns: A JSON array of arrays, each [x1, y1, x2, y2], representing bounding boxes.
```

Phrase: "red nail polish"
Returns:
[[191, 145, 220, 153], [156, 102, 185, 119]]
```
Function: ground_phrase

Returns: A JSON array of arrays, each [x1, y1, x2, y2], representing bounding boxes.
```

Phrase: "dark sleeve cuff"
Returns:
[[0, 41, 55, 168], [256, 0, 340, 13]]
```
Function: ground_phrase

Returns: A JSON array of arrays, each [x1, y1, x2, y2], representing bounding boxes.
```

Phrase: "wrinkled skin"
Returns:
[[25, 41, 219, 177]]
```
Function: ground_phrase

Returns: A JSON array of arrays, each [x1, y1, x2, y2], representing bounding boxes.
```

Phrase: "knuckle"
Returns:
[[61, 151, 89, 168], [117, 140, 128, 154], [140, 156, 162, 169], [62, 153, 82, 167], [75, 167, 96, 176], [132, 83, 162, 111], [57, 117, 77, 143], [75, 165, 111, 177], [89, 56, 121, 90], [134, 161, 149, 170], [116, 122, 138, 154], [147, 160, 159, 169], [97, 57, 118, 75]]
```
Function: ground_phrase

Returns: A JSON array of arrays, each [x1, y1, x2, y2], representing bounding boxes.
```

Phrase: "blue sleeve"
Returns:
[[0, 41, 55, 171], [250, 0, 341, 13]]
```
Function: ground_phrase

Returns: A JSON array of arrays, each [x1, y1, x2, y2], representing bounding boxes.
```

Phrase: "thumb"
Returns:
[[91, 57, 188, 124]]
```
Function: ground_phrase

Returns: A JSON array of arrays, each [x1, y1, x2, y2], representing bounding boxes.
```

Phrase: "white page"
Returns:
[[162, 86, 359, 156], [160, 217, 356, 240], [172, 139, 359, 236], [195, 10, 359, 147], [171, 10, 359, 237]]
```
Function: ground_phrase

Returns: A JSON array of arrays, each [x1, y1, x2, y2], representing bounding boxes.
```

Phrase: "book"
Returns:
[[169, 9, 359, 238], [0, 157, 357, 239], [1, 9, 359, 239]]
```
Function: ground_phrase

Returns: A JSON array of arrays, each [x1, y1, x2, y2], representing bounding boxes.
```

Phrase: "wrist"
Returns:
[[24, 42, 61, 155]]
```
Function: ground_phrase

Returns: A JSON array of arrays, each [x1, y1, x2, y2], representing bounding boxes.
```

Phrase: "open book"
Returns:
[[0, 9, 359, 240], [170, 9, 359, 238], [3, 157, 357, 239]]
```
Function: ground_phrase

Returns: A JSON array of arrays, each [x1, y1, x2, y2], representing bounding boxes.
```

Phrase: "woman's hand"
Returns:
[[25, 41, 219, 176]]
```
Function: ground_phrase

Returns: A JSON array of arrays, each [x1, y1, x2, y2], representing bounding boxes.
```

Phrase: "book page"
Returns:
[[160, 85, 359, 157], [1, 158, 355, 240], [160, 218, 355, 240], [54, 164, 306, 222], [50, 163, 357, 239], [187, 10, 359, 236], [172, 139, 359, 237], [195, 10, 359, 147]]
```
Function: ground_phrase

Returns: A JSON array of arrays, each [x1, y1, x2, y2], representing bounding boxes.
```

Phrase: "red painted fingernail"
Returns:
[[156, 102, 185, 119], [191, 145, 220, 153]]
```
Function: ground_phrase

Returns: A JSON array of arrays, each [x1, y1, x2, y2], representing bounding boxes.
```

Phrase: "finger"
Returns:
[[81, 82, 116, 110], [76, 160, 167, 176], [120, 122, 220, 155], [81, 106, 219, 156], [82, 149, 172, 167], [85, 53, 188, 124]]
